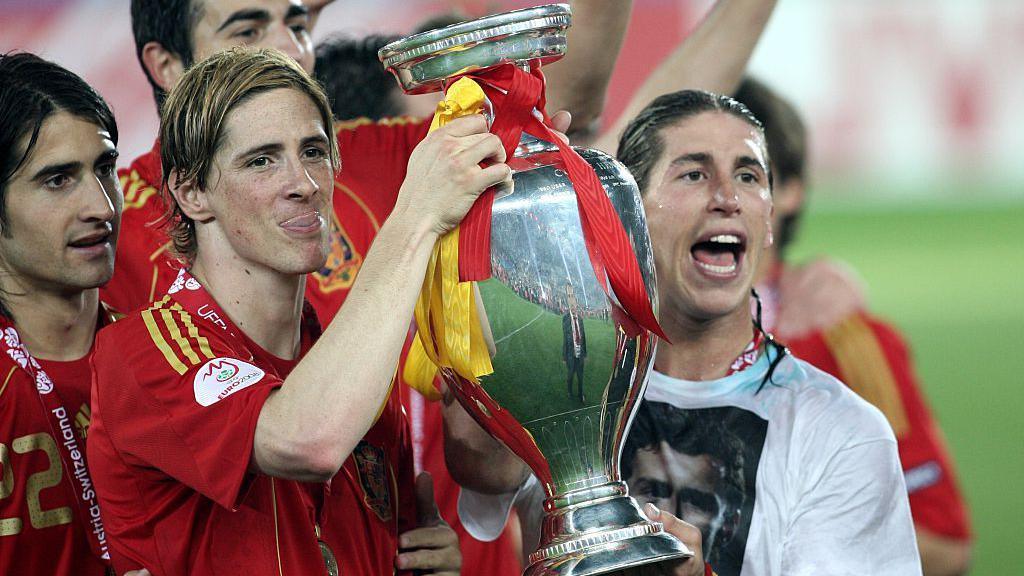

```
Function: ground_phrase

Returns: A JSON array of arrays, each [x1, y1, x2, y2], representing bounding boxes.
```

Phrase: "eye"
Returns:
[[248, 156, 272, 168], [44, 173, 71, 190], [234, 27, 261, 41], [680, 170, 704, 182], [736, 171, 759, 185], [289, 23, 309, 36], [302, 146, 327, 160], [97, 162, 116, 178]]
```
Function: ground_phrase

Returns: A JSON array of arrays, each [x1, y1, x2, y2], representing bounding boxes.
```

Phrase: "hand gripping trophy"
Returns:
[[381, 5, 692, 575]]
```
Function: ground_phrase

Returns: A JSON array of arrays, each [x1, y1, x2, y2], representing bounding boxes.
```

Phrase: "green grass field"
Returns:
[[786, 202, 1024, 575]]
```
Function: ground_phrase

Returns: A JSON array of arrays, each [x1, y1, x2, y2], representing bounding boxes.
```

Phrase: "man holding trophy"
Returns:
[[445, 90, 923, 575]]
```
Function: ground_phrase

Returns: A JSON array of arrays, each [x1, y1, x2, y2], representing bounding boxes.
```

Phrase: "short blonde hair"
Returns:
[[159, 47, 339, 263]]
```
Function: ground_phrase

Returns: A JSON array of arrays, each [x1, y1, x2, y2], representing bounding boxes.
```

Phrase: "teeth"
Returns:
[[695, 260, 737, 274], [709, 234, 741, 244]]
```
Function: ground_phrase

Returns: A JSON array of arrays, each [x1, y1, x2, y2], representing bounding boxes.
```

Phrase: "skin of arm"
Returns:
[[917, 527, 972, 576], [543, 0, 634, 139], [251, 115, 512, 482], [591, 0, 778, 152]]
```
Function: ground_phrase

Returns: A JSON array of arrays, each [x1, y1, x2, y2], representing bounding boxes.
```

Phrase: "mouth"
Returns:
[[279, 210, 324, 235], [689, 232, 746, 278], [68, 229, 112, 249]]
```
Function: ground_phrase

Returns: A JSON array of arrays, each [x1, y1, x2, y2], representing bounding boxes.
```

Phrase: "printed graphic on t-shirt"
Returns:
[[622, 403, 767, 576]]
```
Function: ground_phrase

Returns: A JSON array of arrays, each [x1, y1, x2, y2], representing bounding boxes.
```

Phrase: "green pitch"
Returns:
[[787, 202, 1024, 575]]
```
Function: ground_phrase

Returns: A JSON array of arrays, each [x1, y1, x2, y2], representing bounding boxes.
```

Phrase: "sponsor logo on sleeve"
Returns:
[[193, 358, 265, 407], [904, 460, 942, 494]]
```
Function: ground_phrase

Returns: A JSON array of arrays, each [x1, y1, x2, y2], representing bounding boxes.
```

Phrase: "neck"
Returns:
[[654, 302, 754, 381], [1, 284, 99, 361], [190, 253, 305, 360]]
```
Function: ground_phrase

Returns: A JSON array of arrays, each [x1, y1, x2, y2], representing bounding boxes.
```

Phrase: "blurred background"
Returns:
[[2, 0, 1021, 572]]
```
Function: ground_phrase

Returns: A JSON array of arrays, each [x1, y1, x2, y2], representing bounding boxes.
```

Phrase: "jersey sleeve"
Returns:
[[822, 314, 972, 540], [93, 316, 279, 510], [334, 116, 431, 224], [782, 436, 922, 575]]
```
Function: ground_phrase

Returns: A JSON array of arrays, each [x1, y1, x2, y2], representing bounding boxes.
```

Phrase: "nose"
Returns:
[[269, 24, 312, 72], [707, 175, 740, 216], [286, 158, 320, 201], [80, 173, 118, 223]]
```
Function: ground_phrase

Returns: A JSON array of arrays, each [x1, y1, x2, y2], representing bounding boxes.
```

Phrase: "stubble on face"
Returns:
[[641, 112, 773, 328], [0, 112, 121, 295]]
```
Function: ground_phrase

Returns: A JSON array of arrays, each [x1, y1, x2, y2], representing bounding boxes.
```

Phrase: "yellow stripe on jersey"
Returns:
[[823, 315, 910, 436], [333, 115, 422, 132], [0, 366, 16, 399], [160, 307, 201, 365], [121, 169, 159, 210], [170, 303, 215, 360], [143, 297, 188, 375]]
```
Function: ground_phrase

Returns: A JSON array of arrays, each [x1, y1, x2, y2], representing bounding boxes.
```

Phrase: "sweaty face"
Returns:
[[628, 445, 731, 552], [0, 112, 121, 294], [642, 112, 772, 324], [191, 0, 314, 73], [201, 87, 334, 275]]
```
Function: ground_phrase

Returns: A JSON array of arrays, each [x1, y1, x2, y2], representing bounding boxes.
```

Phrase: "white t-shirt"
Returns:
[[459, 349, 922, 576]]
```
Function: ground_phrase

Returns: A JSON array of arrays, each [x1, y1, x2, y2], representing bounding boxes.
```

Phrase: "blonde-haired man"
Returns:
[[88, 47, 503, 575]]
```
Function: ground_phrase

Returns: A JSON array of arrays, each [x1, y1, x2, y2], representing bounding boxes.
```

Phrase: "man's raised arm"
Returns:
[[592, 0, 778, 152]]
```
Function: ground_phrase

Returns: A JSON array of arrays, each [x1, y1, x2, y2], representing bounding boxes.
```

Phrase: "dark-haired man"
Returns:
[[735, 77, 973, 576], [0, 52, 120, 576], [449, 90, 923, 575]]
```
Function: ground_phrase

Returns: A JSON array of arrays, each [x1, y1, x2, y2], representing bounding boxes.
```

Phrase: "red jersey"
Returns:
[[0, 325, 110, 576], [761, 276, 971, 541], [108, 116, 522, 573], [88, 275, 328, 575]]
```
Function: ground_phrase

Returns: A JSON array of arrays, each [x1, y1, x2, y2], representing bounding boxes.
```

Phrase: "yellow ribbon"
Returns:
[[404, 77, 495, 401]]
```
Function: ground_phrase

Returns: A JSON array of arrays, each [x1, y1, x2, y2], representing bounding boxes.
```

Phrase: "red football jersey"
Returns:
[[0, 353, 109, 576], [88, 286, 328, 576], [108, 116, 523, 573]]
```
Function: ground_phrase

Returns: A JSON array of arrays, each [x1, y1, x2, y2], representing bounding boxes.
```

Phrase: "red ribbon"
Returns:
[[456, 63, 667, 341]]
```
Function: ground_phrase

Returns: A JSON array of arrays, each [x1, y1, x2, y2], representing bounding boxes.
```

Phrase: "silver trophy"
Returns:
[[381, 6, 692, 575]]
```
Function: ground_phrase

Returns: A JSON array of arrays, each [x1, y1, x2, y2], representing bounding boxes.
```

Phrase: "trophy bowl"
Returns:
[[382, 7, 692, 575]]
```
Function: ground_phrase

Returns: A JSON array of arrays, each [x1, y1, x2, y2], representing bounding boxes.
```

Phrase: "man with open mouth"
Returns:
[[448, 90, 923, 575]]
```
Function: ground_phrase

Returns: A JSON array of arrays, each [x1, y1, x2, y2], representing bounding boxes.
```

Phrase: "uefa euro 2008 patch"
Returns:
[[193, 358, 266, 407]]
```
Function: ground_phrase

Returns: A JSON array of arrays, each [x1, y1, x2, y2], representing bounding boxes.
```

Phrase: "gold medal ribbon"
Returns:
[[404, 77, 495, 400]]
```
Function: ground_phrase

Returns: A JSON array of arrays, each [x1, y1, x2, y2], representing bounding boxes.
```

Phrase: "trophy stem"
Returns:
[[525, 482, 692, 576]]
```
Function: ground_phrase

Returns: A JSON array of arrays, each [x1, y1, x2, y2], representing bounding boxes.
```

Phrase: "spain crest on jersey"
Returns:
[[353, 441, 392, 522], [313, 213, 362, 293]]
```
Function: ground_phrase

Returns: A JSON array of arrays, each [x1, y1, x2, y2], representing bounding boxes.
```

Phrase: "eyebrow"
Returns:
[[669, 152, 711, 166], [31, 161, 80, 182], [235, 142, 283, 163], [285, 4, 309, 20], [217, 8, 271, 32], [735, 155, 767, 172]]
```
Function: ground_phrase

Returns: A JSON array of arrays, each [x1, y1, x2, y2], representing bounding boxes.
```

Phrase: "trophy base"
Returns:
[[524, 484, 693, 576]]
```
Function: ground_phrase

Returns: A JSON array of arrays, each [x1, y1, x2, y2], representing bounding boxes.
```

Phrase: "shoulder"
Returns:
[[771, 355, 896, 447], [334, 115, 430, 149], [118, 144, 164, 214], [95, 297, 230, 381]]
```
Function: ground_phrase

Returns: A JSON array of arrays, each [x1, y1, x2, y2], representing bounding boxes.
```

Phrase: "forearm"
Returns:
[[442, 394, 530, 494], [594, 0, 777, 153], [254, 213, 438, 480], [544, 0, 633, 136], [917, 526, 972, 576]]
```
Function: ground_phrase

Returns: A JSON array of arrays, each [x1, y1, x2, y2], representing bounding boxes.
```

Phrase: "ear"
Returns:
[[774, 179, 806, 220], [167, 172, 214, 223], [141, 41, 186, 93]]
